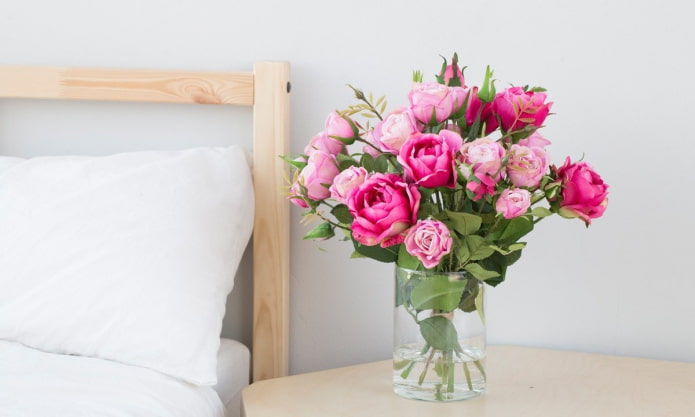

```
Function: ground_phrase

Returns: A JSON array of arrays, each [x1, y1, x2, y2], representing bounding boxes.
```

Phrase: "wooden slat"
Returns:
[[0, 66, 254, 105], [251, 61, 291, 382]]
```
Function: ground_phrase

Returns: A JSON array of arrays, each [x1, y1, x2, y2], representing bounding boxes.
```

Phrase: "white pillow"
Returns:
[[0, 147, 254, 386]]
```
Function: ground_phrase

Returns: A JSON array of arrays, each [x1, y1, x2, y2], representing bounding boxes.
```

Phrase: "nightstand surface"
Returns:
[[242, 345, 695, 417]]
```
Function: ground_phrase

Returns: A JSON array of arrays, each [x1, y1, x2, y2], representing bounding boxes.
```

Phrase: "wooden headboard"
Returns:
[[0, 62, 291, 382]]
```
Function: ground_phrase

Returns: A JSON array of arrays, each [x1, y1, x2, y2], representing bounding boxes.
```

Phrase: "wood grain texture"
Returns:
[[0, 66, 253, 105], [251, 62, 291, 382], [242, 346, 695, 417]]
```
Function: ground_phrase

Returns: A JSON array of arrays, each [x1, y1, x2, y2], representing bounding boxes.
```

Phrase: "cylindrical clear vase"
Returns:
[[393, 266, 486, 401]]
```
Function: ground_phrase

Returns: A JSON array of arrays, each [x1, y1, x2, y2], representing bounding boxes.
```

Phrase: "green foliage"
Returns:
[[303, 223, 334, 240], [352, 238, 399, 263], [409, 275, 467, 311], [331, 204, 353, 224], [419, 316, 461, 351]]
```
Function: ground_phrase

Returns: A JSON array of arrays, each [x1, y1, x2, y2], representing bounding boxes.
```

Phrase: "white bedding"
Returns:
[[0, 339, 226, 417], [214, 339, 250, 417]]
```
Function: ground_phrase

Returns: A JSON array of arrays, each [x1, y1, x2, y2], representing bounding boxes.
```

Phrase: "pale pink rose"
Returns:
[[404, 220, 453, 269], [408, 82, 457, 125], [488, 87, 552, 133], [297, 150, 340, 201], [288, 179, 309, 208], [325, 111, 357, 142], [362, 129, 383, 158], [556, 157, 609, 225], [329, 166, 369, 204], [460, 138, 506, 200], [398, 129, 463, 189], [518, 132, 552, 149], [495, 188, 531, 219], [377, 107, 420, 154], [304, 131, 344, 156], [348, 173, 421, 247], [506, 144, 549, 188]]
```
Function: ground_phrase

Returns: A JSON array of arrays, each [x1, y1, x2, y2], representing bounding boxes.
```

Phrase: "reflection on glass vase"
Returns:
[[393, 266, 486, 402]]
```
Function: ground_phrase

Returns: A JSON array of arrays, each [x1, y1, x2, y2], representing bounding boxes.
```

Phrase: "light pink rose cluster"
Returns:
[[347, 173, 421, 248], [556, 157, 609, 225], [408, 82, 458, 125], [329, 166, 368, 205], [459, 138, 506, 200], [404, 219, 453, 269], [495, 188, 531, 219], [398, 130, 463, 189], [506, 144, 549, 189], [364, 107, 420, 157], [291, 151, 340, 205]]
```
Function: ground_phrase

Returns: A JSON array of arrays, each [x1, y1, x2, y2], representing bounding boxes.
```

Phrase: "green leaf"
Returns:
[[474, 285, 485, 325], [463, 263, 500, 281], [478, 65, 496, 103], [352, 238, 399, 263], [489, 242, 526, 255], [497, 216, 534, 244], [531, 207, 552, 218], [360, 153, 375, 172], [464, 235, 495, 261], [457, 279, 479, 313], [445, 210, 482, 235], [479, 252, 508, 286], [397, 244, 421, 270], [280, 154, 307, 170], [303, 222, 334, 240], [331, 204, 353, 224], [374, 154, 389, 173], [419, 316, 460, 351], [335, 153, 358, 170], [409, 275, 467, 311]]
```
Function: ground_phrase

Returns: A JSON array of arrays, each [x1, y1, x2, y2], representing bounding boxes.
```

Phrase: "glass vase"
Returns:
[[393, 266, 486, 401]]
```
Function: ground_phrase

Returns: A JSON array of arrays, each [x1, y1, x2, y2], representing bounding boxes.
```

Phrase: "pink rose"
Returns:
[[297, 150, 340, 201], [288, 179, 309, 208], [556, 157, 609, 225], [374, 107, 421, 154], [329, 166, 369, 204], [518, 132, 552, 149], [495, 188, 531, 219], [408, 82, 457, 125], [348, 173, 421, 247], [325, 111, 358, 143], [404, 220, 453, 269], [304, 131, 344, 156], [398, 129, 463, 189], [459, 137, 506, 196], [489, 87, 552, 133], [506, 144, 549, 188]]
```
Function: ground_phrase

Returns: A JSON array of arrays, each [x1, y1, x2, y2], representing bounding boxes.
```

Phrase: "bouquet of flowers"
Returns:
[[285, 54, 609, 400]]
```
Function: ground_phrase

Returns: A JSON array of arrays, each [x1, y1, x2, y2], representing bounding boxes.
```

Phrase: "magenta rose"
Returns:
[[556, 157, 609, 225], [348, 173, 421, 247], [304, 131, 345, 156], [297, 150, 340, 201], [408, 82, 457, 125], [329, 166, 369, 205], [506, 144, 549, 188], [325, 111, 358, 143], [488, 87, 552, 133], [404, 220, 453, 269], [375, 107, 421, 154], [495, 188, 531, 219], [398, 129, 463, 189]]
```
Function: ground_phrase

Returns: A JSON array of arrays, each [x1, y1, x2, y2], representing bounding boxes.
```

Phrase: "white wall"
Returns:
[[2, 0, 693, 375]]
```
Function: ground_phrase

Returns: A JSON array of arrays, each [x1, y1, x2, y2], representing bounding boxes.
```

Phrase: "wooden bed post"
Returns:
[[251, 62, 291, 382]]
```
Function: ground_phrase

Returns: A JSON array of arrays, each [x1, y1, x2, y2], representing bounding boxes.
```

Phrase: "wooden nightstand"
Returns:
[[242, 345, 695, 417]]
